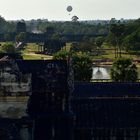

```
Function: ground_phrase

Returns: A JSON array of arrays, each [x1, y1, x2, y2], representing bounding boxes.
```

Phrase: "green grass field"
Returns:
[[91, 44, 140, 60], [22, 43, 73, 60], [23, 53, 52, 60], [1, 42, 140, 61], [22, 43, 53, 60]]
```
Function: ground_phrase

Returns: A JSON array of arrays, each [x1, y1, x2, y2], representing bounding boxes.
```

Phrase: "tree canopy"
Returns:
[[15, 32, 27, 43], [53, 50, 69, 60], [0, 16, 16, 33], [1, 42, 16, 53], [72, 53, 93, 82], [53, 51, 93, 82], [70, 41, 95, 53], [107, 18, 140, 53], [110, 58, 138, 82]]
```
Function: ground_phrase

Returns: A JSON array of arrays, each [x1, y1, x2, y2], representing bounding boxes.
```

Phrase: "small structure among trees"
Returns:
[[43, 40, 66, 54]]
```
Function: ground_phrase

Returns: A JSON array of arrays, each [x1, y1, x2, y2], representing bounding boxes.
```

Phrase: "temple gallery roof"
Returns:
[[73, 82, 140, 97]]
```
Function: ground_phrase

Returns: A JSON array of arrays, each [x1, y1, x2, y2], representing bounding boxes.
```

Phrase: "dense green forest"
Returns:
[[107, 18, 140, 53], [35, 21, 109, 35], [0, 16, 16, 33], [123, 19, 140, 51], [0, 16, 119, 35], [0, 15, 140, 53]]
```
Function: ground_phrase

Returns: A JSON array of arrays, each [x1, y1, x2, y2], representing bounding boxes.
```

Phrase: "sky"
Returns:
[[0, 0, 140, 21]]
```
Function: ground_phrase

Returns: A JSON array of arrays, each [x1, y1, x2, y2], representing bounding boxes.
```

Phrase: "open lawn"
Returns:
[[22, 43, 73, 60], [23, 53, 52, 60], [91, 44, 140, 60], [1, 42, 140, 61], [22, 43, 53, 60]]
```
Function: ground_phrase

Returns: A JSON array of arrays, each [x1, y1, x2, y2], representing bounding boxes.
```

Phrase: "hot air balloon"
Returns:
[[67, 6, 73, 15]]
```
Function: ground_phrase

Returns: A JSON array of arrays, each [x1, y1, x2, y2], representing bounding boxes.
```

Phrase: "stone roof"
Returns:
[[72, 82, 140, 97]]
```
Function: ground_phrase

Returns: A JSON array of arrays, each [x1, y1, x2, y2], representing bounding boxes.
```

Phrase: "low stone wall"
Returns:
[[0, 96, 29, 118]]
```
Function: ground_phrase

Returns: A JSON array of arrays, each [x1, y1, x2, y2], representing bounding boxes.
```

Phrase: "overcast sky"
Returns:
[[0, 0, 140, 20]]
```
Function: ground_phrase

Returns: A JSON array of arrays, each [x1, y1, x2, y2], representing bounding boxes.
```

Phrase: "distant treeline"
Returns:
[[0, 32, 108, 42], [0, 15, 113, 35], [0, 15, 140, 48], [0, 15, 109, 42]]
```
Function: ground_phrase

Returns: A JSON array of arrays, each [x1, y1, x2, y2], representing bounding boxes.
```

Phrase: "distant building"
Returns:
[[43, 40, 66, 54]]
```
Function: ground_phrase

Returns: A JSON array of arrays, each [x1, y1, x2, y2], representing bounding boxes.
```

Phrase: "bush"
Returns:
[[110, 58, 138, 82], [2, 42, 16, 53], [72, 53, 93, 82], [53, 51, 93, 82]]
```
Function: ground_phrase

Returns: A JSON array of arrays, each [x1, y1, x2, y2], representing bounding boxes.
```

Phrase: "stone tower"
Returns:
[[26, 60, 74, 140]]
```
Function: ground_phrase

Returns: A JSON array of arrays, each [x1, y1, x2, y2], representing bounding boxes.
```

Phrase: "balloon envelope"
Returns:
[[67, 6, 73, 12]]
